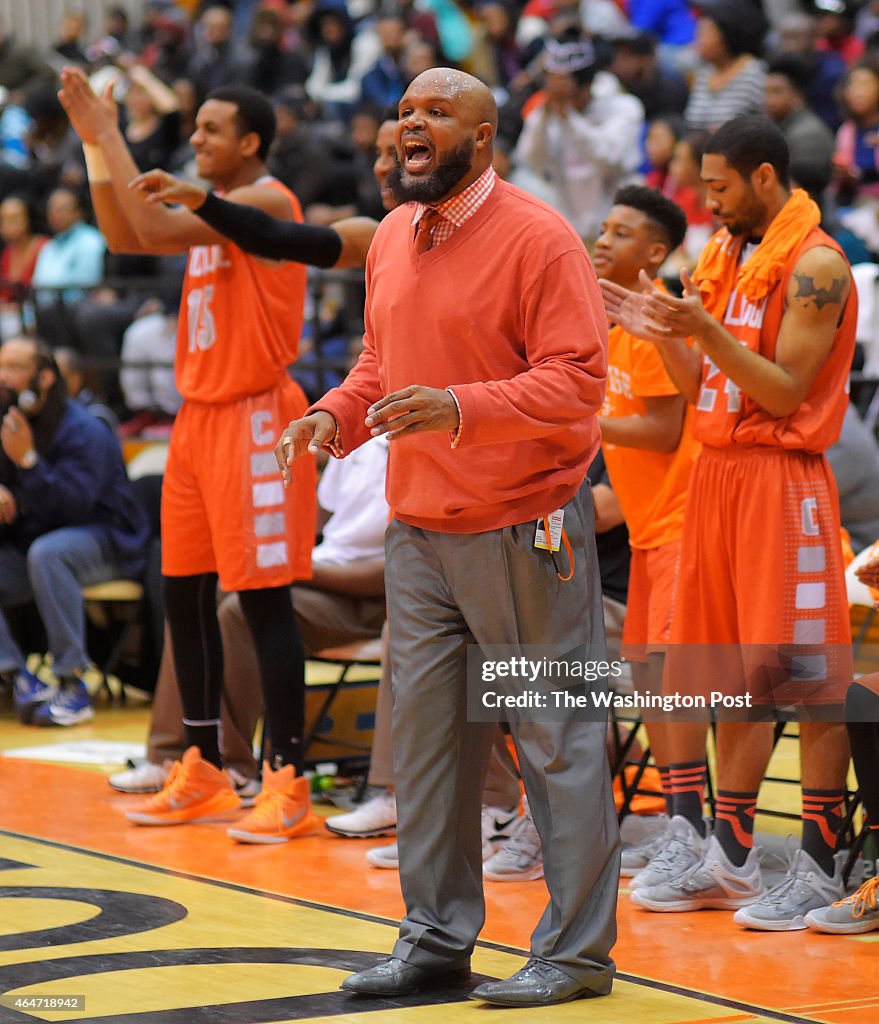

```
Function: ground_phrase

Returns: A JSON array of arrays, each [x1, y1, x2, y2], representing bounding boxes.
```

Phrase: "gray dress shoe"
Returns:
[[341, 956, 471, 996], [470, 958, 593, 1007]]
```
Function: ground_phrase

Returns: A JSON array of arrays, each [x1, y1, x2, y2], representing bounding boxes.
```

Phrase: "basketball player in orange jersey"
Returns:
[[127, 120, 395, 266], [602, 114, 855, 930], [57, 67, 333, 843], [593, 185, 704, 880]]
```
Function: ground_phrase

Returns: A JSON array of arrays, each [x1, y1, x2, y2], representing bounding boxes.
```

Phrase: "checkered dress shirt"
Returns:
[[411, 166, 497, 250]]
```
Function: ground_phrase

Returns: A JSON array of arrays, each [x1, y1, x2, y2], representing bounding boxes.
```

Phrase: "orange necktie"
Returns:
[[414, 207, 443, 254]]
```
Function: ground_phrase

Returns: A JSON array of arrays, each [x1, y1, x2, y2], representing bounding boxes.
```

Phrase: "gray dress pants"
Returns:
[[386, 480, 619, 992]]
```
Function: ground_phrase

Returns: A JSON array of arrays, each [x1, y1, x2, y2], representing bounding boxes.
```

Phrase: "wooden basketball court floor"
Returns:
[[0, 703, 876, 1024]]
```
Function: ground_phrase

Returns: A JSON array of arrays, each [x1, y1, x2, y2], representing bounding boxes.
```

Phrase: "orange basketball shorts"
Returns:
[[666, 445, 851, 708], [161, 377, 316, 591], [621, 540, 681, 661]]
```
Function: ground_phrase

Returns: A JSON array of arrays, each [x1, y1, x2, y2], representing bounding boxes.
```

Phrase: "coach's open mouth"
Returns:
[[402, 137, 434, 173]]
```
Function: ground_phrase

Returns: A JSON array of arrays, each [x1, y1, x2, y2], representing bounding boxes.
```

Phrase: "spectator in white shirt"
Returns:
[[511, 37, 645, 240]]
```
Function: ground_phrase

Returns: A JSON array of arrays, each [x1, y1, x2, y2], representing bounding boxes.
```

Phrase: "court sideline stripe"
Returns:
[[0, 829, 821, 1024]]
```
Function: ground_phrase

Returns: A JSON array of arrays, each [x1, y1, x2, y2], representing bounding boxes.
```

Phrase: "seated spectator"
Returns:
[[139, 6, 192, 85], [511, 37, 645, 240], [643, 113, 686, 190], [813, 0, 864, 68], [831, 59, 879, 251], [31, 187, 107, 351], [474, 0, 529, 95], [360, 11, 408, 111], [660, 130, 715, 271], [0, 337, 148, 727], [267, 87, 335, 212], [102, 5, 134, 53], [684, 0, 768, 132], [305, 104, 387, 224], [121, 64, 182, 173], [0, 88, 31, 172], [0, 20, 57, 95], [23, 87, 86, 197], [0, 194, 46, 318], [245, 5, 309, 96], [610, 32, 689, 121], [305, 0, 382, 121], [775, 11, 846, 130], [790, 156, 873, 266], [118, 302, 181, 438], [53, 347, 119, 434], [31, 188, 105, 301], [402, 37, 441, 86], [186, 5, 250, 103], [764, 54, 835, 174], [52, 10, 89, 67], [833, 60, 879, 204], [397, 0, 441, 52]]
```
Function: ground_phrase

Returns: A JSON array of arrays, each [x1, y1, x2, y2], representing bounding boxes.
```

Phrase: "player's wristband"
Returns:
[[83, 144, 111, 184]]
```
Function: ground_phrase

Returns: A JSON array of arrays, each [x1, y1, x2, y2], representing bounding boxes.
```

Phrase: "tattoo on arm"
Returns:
[[793, 273, 846, 311]]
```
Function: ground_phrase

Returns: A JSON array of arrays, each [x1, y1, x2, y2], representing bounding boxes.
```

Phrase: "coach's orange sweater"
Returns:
[[313, 180, 608, 534]]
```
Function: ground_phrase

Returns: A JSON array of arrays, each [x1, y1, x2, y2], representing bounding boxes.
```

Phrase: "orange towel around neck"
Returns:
[[692, 189, 821, 319]]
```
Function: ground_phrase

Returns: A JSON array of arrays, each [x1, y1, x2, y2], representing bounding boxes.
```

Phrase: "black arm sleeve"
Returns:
[[194, 192, 343, 268]]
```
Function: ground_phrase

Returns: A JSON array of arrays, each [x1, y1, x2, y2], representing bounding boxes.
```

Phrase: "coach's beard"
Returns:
[[388, 138, 476, 205]]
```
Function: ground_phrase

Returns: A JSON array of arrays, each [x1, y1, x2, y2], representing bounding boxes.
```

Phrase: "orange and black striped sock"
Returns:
[[668, 760, 707, 836], [658, 766, 673, 816], [714, 790, 758, 866], [801, 788, 844, 876]]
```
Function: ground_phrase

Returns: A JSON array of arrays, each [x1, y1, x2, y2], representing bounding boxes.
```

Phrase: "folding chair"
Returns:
[[304, 636, 384, 762], [82, 578, 145, 703]]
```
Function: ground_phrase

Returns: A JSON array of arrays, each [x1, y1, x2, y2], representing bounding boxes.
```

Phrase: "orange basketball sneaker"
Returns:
[[227, 762, 319, 844], [126, 747, 241, 825]]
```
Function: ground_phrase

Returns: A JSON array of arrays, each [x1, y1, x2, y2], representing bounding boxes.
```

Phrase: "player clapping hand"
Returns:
[[129, 170, 208, 211]]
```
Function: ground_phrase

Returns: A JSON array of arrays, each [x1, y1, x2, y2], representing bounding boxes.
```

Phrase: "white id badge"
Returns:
[[534, 508, 564, 552]]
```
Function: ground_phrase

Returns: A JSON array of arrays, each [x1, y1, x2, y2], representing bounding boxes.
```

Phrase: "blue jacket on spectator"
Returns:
[[4, 399, 149, 578], [628, 0, 696, 47], [361, 58, 407, 110]]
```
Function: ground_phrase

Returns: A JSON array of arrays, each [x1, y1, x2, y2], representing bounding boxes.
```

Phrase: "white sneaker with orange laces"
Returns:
[[805, 877, 879, 934], [126, 747, 241, 826], [227, 762, 320, 844]]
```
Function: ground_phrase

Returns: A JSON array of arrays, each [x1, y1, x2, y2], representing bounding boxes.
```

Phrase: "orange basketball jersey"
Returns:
[[176, 177, 307, 403], [602, 323, 700, 550], [693, 228, 856, 452]]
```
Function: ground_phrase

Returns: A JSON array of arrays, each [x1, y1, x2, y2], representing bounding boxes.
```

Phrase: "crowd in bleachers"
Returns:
[[2, 1, 879, 423]]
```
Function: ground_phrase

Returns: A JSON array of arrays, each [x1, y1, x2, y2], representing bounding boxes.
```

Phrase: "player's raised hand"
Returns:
[[58, 67, 118, 144], [129, 169, 208, 210], [274, 411, 338, 484]]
